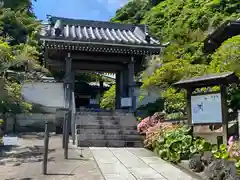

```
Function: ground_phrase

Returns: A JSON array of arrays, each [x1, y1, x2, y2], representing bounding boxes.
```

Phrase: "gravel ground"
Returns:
[[0, 134, 104, 180]]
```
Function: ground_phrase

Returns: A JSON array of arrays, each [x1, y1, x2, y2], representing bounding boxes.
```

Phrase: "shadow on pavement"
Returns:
[[5, 178, 33, 180], [46, 173, 74, 176], [67, 157, 90, 161], [18, 132, 58, 140], [0, 145, 56, 166], [1, 145, 55, 158]]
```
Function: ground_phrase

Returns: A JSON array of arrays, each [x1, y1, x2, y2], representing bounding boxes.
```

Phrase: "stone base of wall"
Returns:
[[6, 113, 58, 133]]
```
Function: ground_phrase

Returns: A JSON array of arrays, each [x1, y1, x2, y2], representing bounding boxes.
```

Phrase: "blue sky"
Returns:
[[33, 0, 128, 22]]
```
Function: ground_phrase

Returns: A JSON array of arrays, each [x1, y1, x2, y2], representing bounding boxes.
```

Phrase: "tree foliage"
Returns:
[[111, 0, 150, 24], [100, 85, 115, 109], [107, 0, 240, 113], [209, 36, 240, 75], [0, 0, 42, 114]]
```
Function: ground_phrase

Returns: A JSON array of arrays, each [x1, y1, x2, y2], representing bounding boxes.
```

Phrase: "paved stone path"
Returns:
[[90, 147, 197, 180]]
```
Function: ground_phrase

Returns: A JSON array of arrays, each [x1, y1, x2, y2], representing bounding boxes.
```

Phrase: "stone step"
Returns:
[[76, 111, 116, 116], [77, 120, 121, 126], [76, 125, 137, 130], [76, 119, 138, 125], [77, 128, 121, 135], [119, 121, 138, 127], [77, 129, 139, 135], [76, 115, 120, 120], [96, 116, 120, 120], [76, 113, 134, 118], [76, 122, 137, 128], [76, 128, 104, 134], [77, 134, 141, 141], [76, 124, 120, 130], [77, 140, 143, 147], [75, 114, 136, 123]]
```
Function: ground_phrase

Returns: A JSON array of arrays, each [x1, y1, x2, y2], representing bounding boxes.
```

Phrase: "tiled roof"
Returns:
[[88, 82, 110, 88], [96, 72, 116, 80], [40, 16, 162, 54], [174, 72, 239, 88]]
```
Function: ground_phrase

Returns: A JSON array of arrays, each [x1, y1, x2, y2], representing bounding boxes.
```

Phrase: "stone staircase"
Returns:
[[75, 111, 143, 147]]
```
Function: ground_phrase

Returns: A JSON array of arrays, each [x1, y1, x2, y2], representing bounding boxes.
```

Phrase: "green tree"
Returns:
[[209, 36, 240, 75], [0, 0, 43, 114], [111, 0, 150, 24], [100, 85, 115, 109], [209, 36, 240, 110], [111, 0, 240, 114]]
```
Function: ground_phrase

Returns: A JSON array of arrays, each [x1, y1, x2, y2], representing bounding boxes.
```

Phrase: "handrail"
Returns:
[[72, 92, 76, 114]]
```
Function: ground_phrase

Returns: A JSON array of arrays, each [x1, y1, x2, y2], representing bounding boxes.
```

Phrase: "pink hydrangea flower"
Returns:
[[228, 136, 234, 152]]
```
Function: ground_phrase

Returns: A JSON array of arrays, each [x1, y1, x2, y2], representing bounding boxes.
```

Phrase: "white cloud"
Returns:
[[97, 0, 129, 11]]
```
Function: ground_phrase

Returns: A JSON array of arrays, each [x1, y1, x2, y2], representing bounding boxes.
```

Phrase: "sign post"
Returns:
[[62, 118, 66, 149], [174, 72, 239, 144], [64, 110, 70, 159], [43, 117, 49, 175]]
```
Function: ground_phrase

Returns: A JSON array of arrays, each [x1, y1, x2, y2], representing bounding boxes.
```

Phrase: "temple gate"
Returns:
[[39, 16, 163, 147]]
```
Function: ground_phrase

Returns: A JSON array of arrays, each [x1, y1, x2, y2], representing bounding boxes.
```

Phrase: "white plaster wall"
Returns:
[[21, 82, 65, 108]]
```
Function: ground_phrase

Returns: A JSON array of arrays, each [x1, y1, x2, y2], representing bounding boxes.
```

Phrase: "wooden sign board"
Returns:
[[191, 93, 222, 124]]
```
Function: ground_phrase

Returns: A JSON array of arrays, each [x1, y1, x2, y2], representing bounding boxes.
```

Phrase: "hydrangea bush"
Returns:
[[144, 122, 178, 150], [138, 119, 240, 178], [229, 138, 240, 160], [137, 112, 165, 134]]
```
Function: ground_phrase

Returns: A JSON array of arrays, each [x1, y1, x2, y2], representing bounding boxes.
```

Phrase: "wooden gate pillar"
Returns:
[[128, 57, 136, 112], [115, 71, 121, 109]]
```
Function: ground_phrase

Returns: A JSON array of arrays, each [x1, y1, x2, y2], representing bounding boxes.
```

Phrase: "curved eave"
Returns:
[[204, 20, 240, 53], [40, 37, 163, 55]]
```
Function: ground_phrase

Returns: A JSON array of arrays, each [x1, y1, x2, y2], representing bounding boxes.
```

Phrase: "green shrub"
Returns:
[[212, 144, 229, 160], [145, 122, 240, 177], [153, 125, 212, 163]]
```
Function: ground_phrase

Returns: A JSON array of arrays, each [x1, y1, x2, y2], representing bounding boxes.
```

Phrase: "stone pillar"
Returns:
[[128, 57, 136, 112]]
